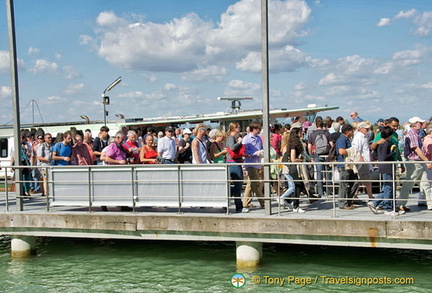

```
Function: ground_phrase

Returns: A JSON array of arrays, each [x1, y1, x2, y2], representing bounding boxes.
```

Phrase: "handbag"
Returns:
[[227, 144, 246, 159]]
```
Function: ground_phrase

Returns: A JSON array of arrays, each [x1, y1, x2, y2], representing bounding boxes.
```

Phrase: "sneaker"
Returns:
[[398, 210, 405, 215], [293, 207, 306, 213], [241, 208, 249, 213], [367, 202, 378, 214], [399, 205, 410, 212]]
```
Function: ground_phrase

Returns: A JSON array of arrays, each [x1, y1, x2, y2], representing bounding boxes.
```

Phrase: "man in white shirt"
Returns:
[[351, 121, 373, 201], [157, 126, 177, 164]]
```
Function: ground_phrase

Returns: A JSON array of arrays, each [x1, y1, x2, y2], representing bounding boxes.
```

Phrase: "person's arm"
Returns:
[[192, 139, 202, 163], [104, 155, 126, 165]]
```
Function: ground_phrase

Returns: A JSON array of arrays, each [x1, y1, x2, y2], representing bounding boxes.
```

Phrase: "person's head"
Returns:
[[165, 126, 174, 137], [145, 134, 154, 146], [215, 130, 225, 143], [175, 128, 181, 136], [44, 133, 53, 144], [408, 116, 426, 130], [350, 111, 359, 119], [341, 124, 354, 138], [127, 130, 137, 143], [194, 123, 207, 138], [249, 122, 262, 135], [114, 131, 125, 144], [37, 134, 44, 143], [380, 126, 394, 140], [63, 131, 72, 145], [182, 128, 192, 140], [228, 122, 241, 135], [74, 134, 83, 146], [208, 128, 219, 140], [356, 121, 371, 135], [387, 117, 400, 131], [316, 119, 324, 129], [376, 118, 384, 127], [100, 126, 110, 139], [336, 116, 345, 124], [426, 124, 432, 136], [332, 122, 341, 132]]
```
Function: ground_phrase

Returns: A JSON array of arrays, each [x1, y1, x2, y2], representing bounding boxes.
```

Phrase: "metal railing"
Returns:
[[1, 160, 431, 217]]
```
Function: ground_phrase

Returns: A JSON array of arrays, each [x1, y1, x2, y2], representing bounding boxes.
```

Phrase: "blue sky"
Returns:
[[0, 0, 431, 125]]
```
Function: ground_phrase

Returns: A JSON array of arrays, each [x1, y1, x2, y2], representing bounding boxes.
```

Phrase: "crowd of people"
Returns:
[[12, 111, 432, 215]]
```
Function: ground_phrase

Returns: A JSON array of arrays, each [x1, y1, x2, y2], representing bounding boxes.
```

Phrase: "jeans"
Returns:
[[373, 172, 394, 211], [314, 156, 331, 196], [228, 163, 244, 212], [280, 173, 295, 199]]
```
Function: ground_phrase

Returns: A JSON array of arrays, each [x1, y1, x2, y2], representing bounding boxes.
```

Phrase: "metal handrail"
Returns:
[[1, 160, 431, 217]]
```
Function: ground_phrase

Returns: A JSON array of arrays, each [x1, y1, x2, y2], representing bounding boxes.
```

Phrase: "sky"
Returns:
[[0, 0, 431, 125]]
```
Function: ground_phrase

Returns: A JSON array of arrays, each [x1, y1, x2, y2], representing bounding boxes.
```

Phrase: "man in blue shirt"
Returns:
[[242, 121, 265, 208], [52, 131, 72, 165], [336, 124, 358, 209]]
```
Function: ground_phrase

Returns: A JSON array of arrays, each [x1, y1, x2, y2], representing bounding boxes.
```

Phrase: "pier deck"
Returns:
[[1, 192, 432, 250]]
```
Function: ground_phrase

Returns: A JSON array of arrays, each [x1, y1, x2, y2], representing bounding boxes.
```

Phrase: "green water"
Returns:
[[0, 236, 430, 292]]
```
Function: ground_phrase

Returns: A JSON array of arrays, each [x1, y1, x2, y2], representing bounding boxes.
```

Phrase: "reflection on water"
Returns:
[[1, 236, 431, 292]]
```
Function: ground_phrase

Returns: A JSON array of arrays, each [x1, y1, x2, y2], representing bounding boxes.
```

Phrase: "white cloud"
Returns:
[[30, 59, 58, 74], [0, 86, 11, 98], [224, 79, 260, 96], [0, 51, 25, 73], [182, 65, 228, 82], [414, 11, 432, 36], [392, 46, 430, 66], [118, 91, 145, 99], [40, 96, 67, 105], [377, 18, 391, 27], [63, 83, 85, 95], [63, 65, 82, 79], [28, 47, 40, 55], [164, 83, 176, 91], [86, 0, 311, 74], [421, 82, 432, 89], [142, 73, 157, 82], [395, 9, 417, 19], [96, 11, 126, 27]]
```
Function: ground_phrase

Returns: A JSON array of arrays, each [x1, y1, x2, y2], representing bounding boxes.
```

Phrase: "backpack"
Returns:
[[325, 144, 337, 162], [314, 131, 329, 155]]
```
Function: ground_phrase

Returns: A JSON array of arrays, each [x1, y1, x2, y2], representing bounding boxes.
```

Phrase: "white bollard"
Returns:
[[236, 241, 262, 270], [11, 236, 36, 258]]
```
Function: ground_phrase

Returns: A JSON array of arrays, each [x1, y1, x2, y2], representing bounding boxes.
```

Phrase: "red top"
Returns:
[[143, 145, 158, 164]]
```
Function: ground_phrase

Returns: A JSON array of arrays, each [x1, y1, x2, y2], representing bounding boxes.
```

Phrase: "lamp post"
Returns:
[[101, 76, 121, 126]]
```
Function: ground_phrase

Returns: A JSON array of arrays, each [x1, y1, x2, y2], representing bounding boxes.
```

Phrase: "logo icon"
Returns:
[[231, 273, 246, 288]]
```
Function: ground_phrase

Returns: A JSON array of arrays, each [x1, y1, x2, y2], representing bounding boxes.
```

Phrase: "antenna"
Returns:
[[217, 97, 253, 113]]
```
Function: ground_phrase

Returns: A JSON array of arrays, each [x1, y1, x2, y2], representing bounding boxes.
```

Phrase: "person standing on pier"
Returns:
[[192, 124, 210, 164], [336, 124, 358, 209], [242, 121, 265, 209], [226, 122, 248, 213], [71, 134, 94, 165], [36, 133, 54, 196], [367, 127, 403, 216], [93, 126, 110, 165], [157, 126, 177, 164], [52, 131, 72, 165], [398, 116, 431, 212], [104, 131, 127, 165]]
